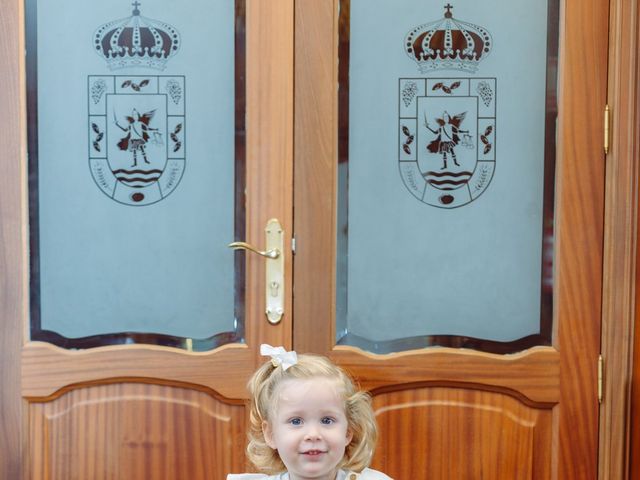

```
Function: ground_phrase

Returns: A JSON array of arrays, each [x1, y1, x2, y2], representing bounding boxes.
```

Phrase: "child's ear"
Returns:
[[345, 429, 354, 446], [263, 421, 277, 449]]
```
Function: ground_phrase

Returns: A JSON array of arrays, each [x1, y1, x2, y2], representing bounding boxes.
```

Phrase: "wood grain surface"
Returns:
[[332, 346, 560, 405], [555, 0, 608, 477], [1, 0, 633, 477], [372, 386, 552, 479], [27, 383, 247, 480], [0, 0, 25, 478], [600, 0, 640, 477], [245, 0, 294, 352], [293, 0, 337, 354], [22, 342, 254, 400]]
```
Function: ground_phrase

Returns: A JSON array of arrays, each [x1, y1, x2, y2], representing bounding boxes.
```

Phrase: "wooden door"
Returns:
[[294, 0, 608, 479], [1, 0, 293, 479], [0, 1, 626, 479]]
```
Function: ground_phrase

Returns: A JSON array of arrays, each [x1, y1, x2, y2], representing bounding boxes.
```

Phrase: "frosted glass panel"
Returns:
[[337, 0, 557, 353], [27, 0, 245, 350]]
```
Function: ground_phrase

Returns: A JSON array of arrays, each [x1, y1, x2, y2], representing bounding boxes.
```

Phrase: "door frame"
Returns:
[[600, 0, 640, 478], [0, 0, 27, 478]]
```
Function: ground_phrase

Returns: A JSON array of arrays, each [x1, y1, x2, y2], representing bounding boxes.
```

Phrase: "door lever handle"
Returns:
[[228, 241, 280, 259], [228, 219, 284, 324]]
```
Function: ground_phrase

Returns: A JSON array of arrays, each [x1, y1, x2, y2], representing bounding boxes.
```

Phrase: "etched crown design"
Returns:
[[94, 1, 181, 70], [405, 4, 492, 73]]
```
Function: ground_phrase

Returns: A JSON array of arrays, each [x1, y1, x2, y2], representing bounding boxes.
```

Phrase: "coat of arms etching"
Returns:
[[400, 4, 495, 208], [88, 2, 185, 206]]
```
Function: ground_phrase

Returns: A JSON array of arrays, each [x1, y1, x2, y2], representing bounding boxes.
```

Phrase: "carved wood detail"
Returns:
[[27, 383, 247, 480], [371, 386, 551, 479], [331, 346, 560, 405], [22, 342, 254, 400]]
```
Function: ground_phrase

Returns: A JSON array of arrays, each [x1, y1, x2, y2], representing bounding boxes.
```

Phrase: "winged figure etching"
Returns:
[[424, 111, 472, 169], [114, 109, 163, 167]]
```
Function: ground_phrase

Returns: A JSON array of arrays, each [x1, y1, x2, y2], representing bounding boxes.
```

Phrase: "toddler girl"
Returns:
[[227, 344, 392, 480]]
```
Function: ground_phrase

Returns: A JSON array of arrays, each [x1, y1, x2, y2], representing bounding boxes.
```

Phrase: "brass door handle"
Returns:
[[228, 241, 280, 259], [228, 219, 284, 324]]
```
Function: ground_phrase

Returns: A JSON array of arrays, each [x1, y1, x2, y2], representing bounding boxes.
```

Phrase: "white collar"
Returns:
[[280, 469, 357, 480]]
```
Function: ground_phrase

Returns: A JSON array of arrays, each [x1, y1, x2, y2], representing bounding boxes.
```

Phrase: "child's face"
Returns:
[[264, 377, 353, 480]]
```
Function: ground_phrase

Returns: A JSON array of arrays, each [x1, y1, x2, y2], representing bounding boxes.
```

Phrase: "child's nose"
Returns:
[[304, 424, 322, 440]]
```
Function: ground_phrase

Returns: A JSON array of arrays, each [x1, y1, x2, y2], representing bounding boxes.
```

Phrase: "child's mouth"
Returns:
[[302, 450, 325, 456]]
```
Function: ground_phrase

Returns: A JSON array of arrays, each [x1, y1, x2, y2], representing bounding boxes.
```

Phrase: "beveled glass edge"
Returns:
[[233, 0, 248, 347], [335, 0, 351, 341], [336, 331, 551, 355], [336, 0, 559, 354], [31, 329, 240, 352], [26, 0, 248, 350], [537, 0, 560, 345], [26, 0, 41, 347]]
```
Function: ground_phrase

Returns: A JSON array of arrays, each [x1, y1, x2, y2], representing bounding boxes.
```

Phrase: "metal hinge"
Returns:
[[604, 104, 610, 155], [598, 354, 604, 404], [291, 236, 296, 255]]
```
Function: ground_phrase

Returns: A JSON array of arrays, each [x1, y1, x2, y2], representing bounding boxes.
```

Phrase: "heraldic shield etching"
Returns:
[[400, 4, 495, 208], [88, 2, 185, 206]]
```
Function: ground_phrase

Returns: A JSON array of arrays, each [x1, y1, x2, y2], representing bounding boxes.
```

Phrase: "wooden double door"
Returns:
[[0, 0, 629, 478]]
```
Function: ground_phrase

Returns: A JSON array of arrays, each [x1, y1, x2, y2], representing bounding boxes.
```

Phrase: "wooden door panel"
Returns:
[[4, 1, 294, 479], [28, 383, 246, 480], [372, 386, 552, 479], [294, 0, 608, 478]]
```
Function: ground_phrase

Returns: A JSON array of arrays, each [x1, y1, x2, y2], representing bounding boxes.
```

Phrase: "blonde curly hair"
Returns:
[[246, 353, 378, 474]]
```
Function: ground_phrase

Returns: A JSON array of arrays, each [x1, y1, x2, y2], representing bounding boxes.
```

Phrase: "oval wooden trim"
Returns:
[[369, 380, 557, 410], [30, 328, 242, 352], [332, 342, 557, 361], [328, 345, 560, 404], [21, 341, 254, 399], [25, 376, 248, 405]]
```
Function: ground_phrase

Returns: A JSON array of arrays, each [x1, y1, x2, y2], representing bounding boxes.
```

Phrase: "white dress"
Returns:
[[227, 467, 392, 479]]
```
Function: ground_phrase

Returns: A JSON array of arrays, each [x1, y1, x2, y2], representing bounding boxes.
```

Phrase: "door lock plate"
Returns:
[[264, 219, 284, 324]]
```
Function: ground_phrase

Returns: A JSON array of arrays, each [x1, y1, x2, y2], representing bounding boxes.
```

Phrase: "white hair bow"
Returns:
[[260, 344, 298, 371]]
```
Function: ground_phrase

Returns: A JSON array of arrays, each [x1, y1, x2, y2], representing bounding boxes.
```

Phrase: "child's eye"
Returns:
[[289, 417, 303, 426], [320, 417, 335, 425]]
